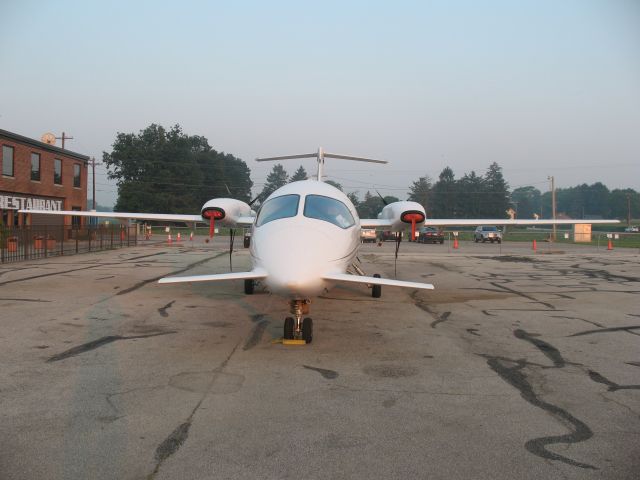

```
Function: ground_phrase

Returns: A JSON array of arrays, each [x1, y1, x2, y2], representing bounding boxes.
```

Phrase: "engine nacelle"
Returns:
[[201, 198, 253, 227], [377, 201, 426, 236]]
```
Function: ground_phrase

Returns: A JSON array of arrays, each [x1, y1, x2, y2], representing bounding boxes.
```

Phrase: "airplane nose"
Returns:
[[255, 225, 336, 296]]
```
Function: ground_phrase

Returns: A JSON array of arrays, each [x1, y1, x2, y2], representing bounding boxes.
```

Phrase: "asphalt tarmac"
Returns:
[[1, 239, 638, 479]]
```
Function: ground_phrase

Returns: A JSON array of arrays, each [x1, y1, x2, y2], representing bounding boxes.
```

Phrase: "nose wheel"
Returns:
[[284, 299, 313, 344]]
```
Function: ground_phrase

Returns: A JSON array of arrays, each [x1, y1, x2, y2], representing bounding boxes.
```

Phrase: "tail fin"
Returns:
[[256, 147, 387, 181]]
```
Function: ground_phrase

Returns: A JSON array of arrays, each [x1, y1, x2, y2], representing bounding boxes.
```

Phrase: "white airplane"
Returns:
[[22, 148, 619, 344]]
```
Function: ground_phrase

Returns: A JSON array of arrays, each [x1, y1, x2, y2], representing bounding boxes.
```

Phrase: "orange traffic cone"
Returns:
[[190, 232, 194, 241], [453, 238, 459, 249], [167, 234, 172, 245], [532, 239, 537, 251], [177, 232, 181, 242], [607, 239, 613, 251]]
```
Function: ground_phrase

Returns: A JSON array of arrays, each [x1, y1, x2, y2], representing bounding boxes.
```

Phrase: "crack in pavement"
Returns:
[[116, 252, 226, 296], [587, 370, 640, 392], [514, 329, 571, 368], [148, 341, 241, 479], [243, 320, 269, 350], [484, 356, 596, 470], [158, 301, 175, 318], [303, 365, 339, 379], [47, 331, 177, 362], [568, 325, 640, 337]]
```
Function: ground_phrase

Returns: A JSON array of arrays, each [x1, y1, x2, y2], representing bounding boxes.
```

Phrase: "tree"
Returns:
[[346, 191, 360, 210], [511, 186, 542, 219], [357, 191, 385, 219], [104, 124, 252, 213], [456, 171, 484, 218], [408, 176, 433, 216], [432, 167, 457, 217], [290, 165, 308, 182], [483, 162, 510, 218], [258, 164, 289, 202]]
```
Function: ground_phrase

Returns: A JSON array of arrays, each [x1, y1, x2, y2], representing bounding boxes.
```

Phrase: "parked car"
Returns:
[[378, 231, 398, 242], [624, 226, 639, 233], [474, 225, 502, 243], [417, 226, 444, 244], [360, 229, 377, 243]]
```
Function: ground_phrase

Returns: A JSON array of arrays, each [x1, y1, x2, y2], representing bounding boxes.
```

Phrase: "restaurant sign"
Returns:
[[0, 194, 63, 211]]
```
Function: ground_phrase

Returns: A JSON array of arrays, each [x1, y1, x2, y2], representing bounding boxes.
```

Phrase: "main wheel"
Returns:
[[244, 279, 254, 295], [284, 317, 294, 340], [302, 317, 313, 344], [372, 273, 382, 298], [475, 238, 479, 243]]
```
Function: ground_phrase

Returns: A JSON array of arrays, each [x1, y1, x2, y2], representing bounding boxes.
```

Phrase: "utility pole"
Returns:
[[56, 131, 74, 150], [628, 193, 632, 227], [548, 175, 556, 241], [91, 157, 96, 211]]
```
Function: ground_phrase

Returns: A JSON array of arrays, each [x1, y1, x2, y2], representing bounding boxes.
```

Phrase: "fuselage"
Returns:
[[249, 180, 360, 298]]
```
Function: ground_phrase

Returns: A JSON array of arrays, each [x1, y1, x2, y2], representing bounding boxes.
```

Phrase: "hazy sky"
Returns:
[[1, 0, 638, 206]]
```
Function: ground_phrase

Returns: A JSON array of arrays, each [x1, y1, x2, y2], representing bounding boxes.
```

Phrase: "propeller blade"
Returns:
[[375, 190, 388, 206], [229, 228, 235, 271], [394, 231, 402, 278]]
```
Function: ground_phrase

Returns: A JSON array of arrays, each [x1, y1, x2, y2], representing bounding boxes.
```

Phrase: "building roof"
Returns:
[[0, 129, 90, 163]]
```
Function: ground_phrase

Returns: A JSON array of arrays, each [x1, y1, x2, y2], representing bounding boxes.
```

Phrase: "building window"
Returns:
[[72, 206, 81, 227], [2, 145, 14, 177], [31, 153, 41, 181], [73, 163, 81, 187], [54, 158, 62, 184]]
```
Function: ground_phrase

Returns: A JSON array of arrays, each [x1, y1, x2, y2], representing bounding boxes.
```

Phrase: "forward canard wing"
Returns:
[[322, 273, 434, 290], [158, 269, 267, 284]]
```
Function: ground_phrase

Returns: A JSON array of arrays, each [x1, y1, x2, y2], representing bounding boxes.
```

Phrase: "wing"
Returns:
[[423, 219, 620, 226], [359, 219, 393, 229], [19, 209, 203, 223], [359, 218, 619, 229], [323, 272, 434, 290], [20, 209, 257, 227], [159, 269, 267, 284]]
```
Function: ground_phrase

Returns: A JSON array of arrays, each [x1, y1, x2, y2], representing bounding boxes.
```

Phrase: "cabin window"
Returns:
[[255, 194, 300, 227], [303, 194, 355, 229]]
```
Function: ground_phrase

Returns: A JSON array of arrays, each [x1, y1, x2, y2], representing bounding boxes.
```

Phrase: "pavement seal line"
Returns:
[[47, 331, 177, 362], [148, 341, 241, 479], [568, 325, 640, 337], [115, 252, 227, 296], [484, 356, 596, 470]]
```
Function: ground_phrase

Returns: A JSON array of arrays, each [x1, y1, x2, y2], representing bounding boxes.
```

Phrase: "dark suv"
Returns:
[[474, 226, 502, 243], [417, 226, 444, 244]]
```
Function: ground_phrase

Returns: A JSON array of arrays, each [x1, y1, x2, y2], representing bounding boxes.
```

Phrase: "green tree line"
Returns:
[[105, 125, 637, 221]]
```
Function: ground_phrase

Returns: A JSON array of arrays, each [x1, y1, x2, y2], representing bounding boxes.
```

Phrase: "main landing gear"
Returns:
[[284, 299, 313, 344]]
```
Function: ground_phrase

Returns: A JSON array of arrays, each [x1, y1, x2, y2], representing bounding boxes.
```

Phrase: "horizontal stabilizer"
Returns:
[[323, 152, 387, 164], [323, 273, 434, 290], [159, 269, 267, 284]]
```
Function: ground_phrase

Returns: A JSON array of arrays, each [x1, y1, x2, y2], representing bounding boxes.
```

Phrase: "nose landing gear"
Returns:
[[284, 299, 313, 344]]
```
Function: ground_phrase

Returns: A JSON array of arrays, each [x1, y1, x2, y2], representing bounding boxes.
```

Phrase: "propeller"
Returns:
[[394, 231, 402, 278], [229, 228, 235, 271]]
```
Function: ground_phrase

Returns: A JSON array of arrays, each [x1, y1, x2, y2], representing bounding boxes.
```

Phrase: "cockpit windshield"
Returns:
[[255, 194, 300, 227], [303, 194, 355, 229]]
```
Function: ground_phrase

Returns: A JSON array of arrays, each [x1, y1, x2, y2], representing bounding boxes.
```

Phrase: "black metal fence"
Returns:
[[0, 224, 137, 263]]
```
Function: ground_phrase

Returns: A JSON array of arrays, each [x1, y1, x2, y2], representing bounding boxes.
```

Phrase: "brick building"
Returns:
[[1, 129, 89, 227]]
